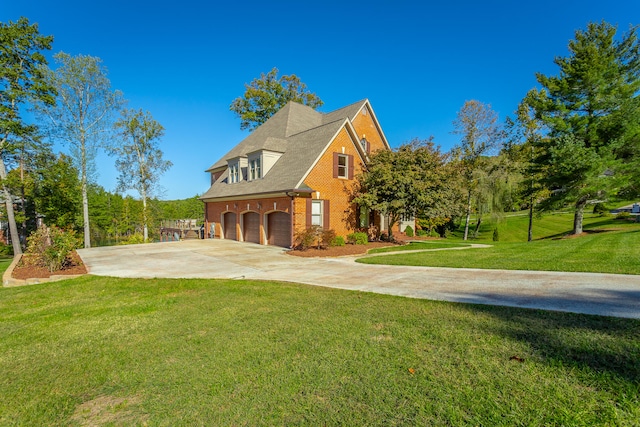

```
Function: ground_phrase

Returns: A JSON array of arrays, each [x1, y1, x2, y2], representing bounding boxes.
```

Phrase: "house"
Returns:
[[200, 99, 401, 247]]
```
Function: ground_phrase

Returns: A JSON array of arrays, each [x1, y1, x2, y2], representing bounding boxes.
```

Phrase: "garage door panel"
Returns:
[[243, 212, 260, 244], [268, 212, 290, 247], [223, 212, 237, 241]]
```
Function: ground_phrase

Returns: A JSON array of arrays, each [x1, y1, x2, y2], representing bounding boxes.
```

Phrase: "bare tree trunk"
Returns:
[[0, 159, 22, 255], [463, 189, 472, 241], [473, 214, 482, 238], [80, 137, 91, 248], [573, 197, 587, 235], [527, 198, 534, 242], [82, 177, 91, 248], [142, 189, 148, 242]]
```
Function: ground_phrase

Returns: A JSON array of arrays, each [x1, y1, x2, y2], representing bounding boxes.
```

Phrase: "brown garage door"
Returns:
[[267, 211, 291, 247], [223, 212, 237, 240], [243, 212, 260, 244]]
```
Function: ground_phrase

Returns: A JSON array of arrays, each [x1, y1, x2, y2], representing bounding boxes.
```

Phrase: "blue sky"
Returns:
[[3, 1, 638, 200]]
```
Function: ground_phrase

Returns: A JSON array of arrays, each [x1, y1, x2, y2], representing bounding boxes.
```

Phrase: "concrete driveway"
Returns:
[[77, 239, 640, 319]]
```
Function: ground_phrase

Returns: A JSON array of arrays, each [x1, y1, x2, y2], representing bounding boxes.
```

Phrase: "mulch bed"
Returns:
[[286, 234, 436, 258], [11, 250, 87, 280]]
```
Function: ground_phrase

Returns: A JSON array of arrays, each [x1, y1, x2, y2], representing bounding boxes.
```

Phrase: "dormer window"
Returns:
[[249, 157, 261, 180], [229, 162, 240, 183]]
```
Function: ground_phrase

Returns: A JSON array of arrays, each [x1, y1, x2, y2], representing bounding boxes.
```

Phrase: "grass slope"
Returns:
[[359, 212, 640, 274], [1, 276, 638, 425]]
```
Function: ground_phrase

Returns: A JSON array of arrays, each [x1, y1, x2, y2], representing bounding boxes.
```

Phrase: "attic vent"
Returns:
[[362, 107, 368, 116]]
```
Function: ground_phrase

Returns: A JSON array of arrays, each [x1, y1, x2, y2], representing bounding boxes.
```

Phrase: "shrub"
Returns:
[[118, 233, 145, 245], [429, 229, 440, 238], [404, 225, 414, 237], [24, 226, 81, 272], [347, 231, 369, 245], [294, 226, 319, 250], [416, 229, 428, 237], [592, 203, 609, 216], [492, 227, 499, 242], [615, 211, 631, 220], [321, 229, 336, 249], [331, 236, 345, 247], [294, 227, 337, 250], [0, 244, 13, 256]]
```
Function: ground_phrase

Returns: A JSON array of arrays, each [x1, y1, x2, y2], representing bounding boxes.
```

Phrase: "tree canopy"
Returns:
[[230, 67, 323, 131], [113, 108, 172, 242], [452, 100, 503, 240], [354, 138, 461, 239], [527, 21, 640, 234], [36, 52, 124, 247], [0, 17, 55, 254]]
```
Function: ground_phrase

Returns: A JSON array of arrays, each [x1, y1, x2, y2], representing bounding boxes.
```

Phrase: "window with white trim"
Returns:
[[311, 200, 323, 226], [229, 162, 239, 183], [249, 157, 261, 180], [337, 154, 348, 179]]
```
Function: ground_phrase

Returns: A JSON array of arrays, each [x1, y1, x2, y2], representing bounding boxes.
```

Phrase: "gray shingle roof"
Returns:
[[201, 100, 367, 200]]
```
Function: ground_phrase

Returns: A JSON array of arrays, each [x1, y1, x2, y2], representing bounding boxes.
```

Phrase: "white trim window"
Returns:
[[249, 157, 261, 180], [311, 200, 323, 226], [229, 163, 239, 183], [337, 154, 348, 179]]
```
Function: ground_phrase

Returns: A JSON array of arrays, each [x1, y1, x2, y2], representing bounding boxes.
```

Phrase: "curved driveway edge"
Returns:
[[77, 239, 640, 319]]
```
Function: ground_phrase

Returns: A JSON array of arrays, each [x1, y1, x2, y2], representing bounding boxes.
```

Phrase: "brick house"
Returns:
[[201, 99, 401, 247]]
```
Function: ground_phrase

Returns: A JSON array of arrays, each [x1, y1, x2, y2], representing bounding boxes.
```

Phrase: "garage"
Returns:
[[267, 211, 291, 247], [223, 212, 237, 240], [243, 212, 261, 244]]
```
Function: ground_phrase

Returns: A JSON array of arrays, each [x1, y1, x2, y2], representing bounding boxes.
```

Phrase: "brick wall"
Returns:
[[204, 196, 291, 244], [301, 127, 363, 239]]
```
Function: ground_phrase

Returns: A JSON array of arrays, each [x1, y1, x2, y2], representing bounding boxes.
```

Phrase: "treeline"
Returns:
[[1, 17, 172, 255], [1, 151, 203, 247], [89, 187, 204, 246], [355, 21, 640, 241]]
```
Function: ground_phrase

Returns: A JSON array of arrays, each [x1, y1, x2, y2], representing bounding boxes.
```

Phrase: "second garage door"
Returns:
[[243, 212, 260, 244], [267, 211, 291, 247], [223, 212, 237, 240]]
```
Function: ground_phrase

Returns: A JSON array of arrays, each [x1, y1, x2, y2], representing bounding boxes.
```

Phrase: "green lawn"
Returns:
[[359, 213, 640, 274], [0, 257, 12, 275], [1, 276, 638, 425]]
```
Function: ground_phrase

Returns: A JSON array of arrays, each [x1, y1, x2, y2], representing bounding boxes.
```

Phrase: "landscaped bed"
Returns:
[[11, 250, 87, 280]]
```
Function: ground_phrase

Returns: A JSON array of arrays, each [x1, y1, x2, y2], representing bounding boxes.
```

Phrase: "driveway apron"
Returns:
[[77, 239, 640, 319]]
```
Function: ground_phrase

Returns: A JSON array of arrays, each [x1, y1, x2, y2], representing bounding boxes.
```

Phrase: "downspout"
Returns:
[[290, 194, 295, 249]]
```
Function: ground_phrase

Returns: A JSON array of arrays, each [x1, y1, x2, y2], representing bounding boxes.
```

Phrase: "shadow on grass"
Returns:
[[460, 295, 640, 384]]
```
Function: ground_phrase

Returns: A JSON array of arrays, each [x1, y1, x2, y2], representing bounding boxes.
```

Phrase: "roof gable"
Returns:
[[201, 99, 388, 201]]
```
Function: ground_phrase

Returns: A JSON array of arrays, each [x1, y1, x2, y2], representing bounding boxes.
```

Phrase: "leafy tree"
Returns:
[[527, 21, 640, 234], [505, 96, 549, 241], [156, 195, 204, 220], [230, 67, 323, 131], [452, 100, 502, 240], [468, 155, 518, 238], [354, 138, 461, 239], [36, 52, 124, 248], [0, 17, 55, 255], [33, 153, 82, 229], [113, 108, 172, 242]]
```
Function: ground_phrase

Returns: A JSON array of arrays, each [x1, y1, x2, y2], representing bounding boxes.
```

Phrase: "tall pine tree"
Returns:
[[528, 21, 640, 234]]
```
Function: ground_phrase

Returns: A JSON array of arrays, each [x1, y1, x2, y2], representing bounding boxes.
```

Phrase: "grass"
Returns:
[[367, 241, 469, 254], [0, 257, 12, 275], [359, 212, 640, 274], [1, 276, 638, 425]]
